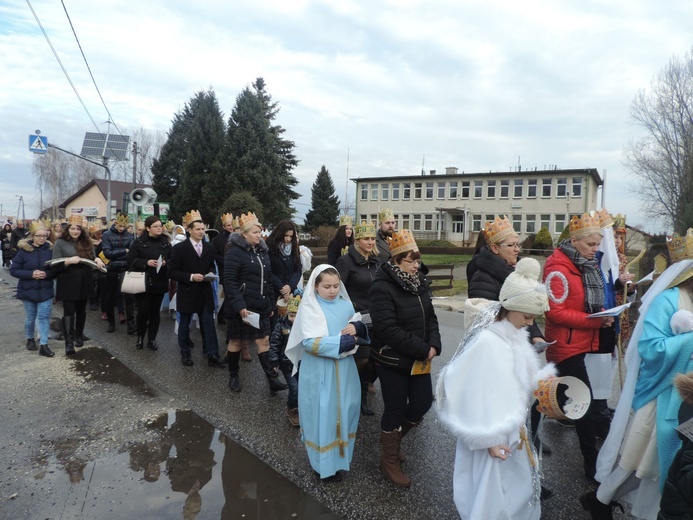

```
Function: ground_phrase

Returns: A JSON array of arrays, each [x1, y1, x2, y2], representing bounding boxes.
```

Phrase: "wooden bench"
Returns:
[[425, 264, 454, 292]]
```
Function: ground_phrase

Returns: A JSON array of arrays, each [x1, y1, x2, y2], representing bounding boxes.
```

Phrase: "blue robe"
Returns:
[[298, 295, 361, 478]]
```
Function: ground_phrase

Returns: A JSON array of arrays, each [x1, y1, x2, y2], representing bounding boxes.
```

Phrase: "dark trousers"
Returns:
[[375, 364, 433, 432], [178, 301, 218, 359], [279, 362, 299, 410], [62, 299, 87, 331], [555, 353, 599, 475], [105, 272, 134, 320], [135, 292, 165, 341]]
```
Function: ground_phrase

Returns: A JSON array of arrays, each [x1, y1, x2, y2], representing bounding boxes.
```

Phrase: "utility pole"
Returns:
[[132, 141, 138, 189]]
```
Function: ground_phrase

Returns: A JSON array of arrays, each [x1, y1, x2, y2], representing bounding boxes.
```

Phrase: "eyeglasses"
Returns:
[[499, 243, 521, 249], [401, 258, 421, 266]]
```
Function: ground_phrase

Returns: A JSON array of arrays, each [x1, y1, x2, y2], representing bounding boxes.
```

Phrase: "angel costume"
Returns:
[[438, 316, 555, 520], [285, 265, 366, 478]]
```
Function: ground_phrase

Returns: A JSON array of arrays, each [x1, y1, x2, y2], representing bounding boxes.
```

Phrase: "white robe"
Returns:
[[437, 319, 555, 520]]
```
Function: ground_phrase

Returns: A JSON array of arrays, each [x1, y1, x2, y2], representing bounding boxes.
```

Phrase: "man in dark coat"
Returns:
[[10, 220, 30, 259], [376, 208, 396, 264], [101, 214, 135, 333], [168, 213, 226, 367]]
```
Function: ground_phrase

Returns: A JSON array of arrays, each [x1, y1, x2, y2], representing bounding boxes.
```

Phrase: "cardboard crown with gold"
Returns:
[[164, 220, 176, 233], [339, 215, 353, 227], [613, 213, 626, 234], [67, 214, 85, 227], [483, 215, 516, 244], [597, 208, 613, 229], [667, 228, 693, 264], [389, 229, 419, 257], [29, 220, 47, 235], [115, 213, 130, 226], [221, 212, 234, 225], [287, 294, 301, 313], [378, 208, 395, 224], [182, 210, 202, 228], [239, 212, 260, 230], [354, 220, 376, 240], [568, 212, 601, 239], [534, 376, 591, 420]]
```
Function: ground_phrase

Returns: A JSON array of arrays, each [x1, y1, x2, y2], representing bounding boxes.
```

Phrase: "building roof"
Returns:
[[352, 167, 603, 186], [59, 179, 151, 209]]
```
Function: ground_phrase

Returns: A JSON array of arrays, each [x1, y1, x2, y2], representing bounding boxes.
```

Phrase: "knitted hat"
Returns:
[[499, 258, 549, 315]]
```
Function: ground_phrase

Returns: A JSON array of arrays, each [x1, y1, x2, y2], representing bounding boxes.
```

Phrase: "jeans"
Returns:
[[22, 299, 52, 345], [178, 301, 219, 359], [279, 362, 299, 410]]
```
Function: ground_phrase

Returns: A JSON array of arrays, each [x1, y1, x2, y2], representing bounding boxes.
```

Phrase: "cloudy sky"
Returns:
[[1, 0, 692, 231]]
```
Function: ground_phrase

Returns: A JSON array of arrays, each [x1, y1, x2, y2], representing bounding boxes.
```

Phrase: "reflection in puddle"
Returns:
[[70, 346, 156, 397], [32, 409, 341, 519]]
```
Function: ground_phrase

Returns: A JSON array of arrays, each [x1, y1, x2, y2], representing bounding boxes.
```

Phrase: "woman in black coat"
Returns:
[[10, 222, 55, 356], [1, 223, 12, 268], [327, 218, 354, 266], [223, 213, 284, 394], [266, 220, 302, 326], [368, 230, 441, 488], [126, 216, 172, 350]]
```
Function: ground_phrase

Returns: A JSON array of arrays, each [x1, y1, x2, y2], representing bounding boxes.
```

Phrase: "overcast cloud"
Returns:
[[1, 0, 692, 231]]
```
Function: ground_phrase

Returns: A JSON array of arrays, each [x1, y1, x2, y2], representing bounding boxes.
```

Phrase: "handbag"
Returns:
[[121, 260, 147, 294]]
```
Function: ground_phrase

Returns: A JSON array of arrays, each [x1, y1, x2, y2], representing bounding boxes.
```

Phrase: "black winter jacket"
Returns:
[[223, 233, 275, 318], [335, 245, 380, 313], [126, 232, 172, 294], [212, 230, 231, 279], [368, 262, 441, 374], [101, 224, 134, 272], [10, 226, 30, 253], [10, 238, 55, 302], [269, 247, 302, 294], [268, 315, 294, 370]]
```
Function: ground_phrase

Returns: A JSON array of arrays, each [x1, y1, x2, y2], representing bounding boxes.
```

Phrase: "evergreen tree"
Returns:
[[218, 191, 264, 225], [303, 165, 340, 231], [151, 109, 193, 204]]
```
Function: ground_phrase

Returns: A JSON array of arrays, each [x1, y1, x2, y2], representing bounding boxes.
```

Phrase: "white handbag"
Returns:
[[121, 271, 146, 294]]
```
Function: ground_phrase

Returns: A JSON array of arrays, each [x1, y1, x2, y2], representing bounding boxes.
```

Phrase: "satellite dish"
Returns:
[[130, 188, 157, 207]]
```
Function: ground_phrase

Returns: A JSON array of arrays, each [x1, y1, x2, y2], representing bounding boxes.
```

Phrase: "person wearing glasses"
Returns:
[[10, 221, 56, 357]]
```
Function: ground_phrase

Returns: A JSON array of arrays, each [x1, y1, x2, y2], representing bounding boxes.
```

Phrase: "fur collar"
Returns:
[[18, 238, 53, 252], [229, 232, 269, 253]]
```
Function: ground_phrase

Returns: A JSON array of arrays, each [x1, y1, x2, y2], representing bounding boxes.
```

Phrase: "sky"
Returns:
[[1, 0, 692, 232]]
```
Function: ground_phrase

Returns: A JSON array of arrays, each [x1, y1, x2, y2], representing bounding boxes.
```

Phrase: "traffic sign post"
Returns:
[[29, 134, 48, 154]]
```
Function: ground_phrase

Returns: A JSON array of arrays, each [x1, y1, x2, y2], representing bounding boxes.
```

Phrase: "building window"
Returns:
[[360, 184, 368, 201], [437, 182, 446, 199], [392, 183, 400, 200], [514, 179, 523, 198], [393, 214, 400, 228], [449, 181, 458, 199], [371, 183, 378, 201], [472, 214, 482, 232], [542, 179, 552, 197], [500, 180, 510, 198], [413, 214, 422, 231], [461, 181, 470, 198], [425, 182, 434, 200], [414, 183, 422, 200], [360, 214, 367, 222], [527, 179, 537, 198], [487, 180, 496, 199], [555, 214, 566, 234], [474, 180, 483, 198], [526, 214, 536, 234], [572, 177, 582, 197], [556, 178, 567, 198], [540, 214, 551, 231], [512, 215, 522, 233], [424, 214, 434, 231], [403, 183, 411, 200], [485, 214, 495, 224], [381, 183, 389, 200], [401, 214, 410, 230], [452, 214, 465, 233]]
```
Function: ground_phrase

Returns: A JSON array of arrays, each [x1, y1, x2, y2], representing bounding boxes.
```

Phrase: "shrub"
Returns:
[[533, 226, 554, 255]]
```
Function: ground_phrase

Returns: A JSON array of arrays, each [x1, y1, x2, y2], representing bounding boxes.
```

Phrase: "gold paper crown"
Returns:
[[534, 376, 590, 421], [389, 229, 419, 257], [287, 295, 301, 313], [354, 220, 376, 240], [182, 210, 202, 227], [221, 212, 234, 224], [378, 208, 395, 224], [613, 214, 626, 233], [164, 220, 175, 232], [597, 208, 613, 229], [483, 215, 516, 244], [88, 224, 100, 235], [239, 212, 260, 230], [29, 220, 47, 235], [115, 213, 130, 226], [568, 212, 601, 239], [232, 216, 241, 229], [67, 214, 84, 227], [667, 229, 693, 263], [339, 215, 353, 227]]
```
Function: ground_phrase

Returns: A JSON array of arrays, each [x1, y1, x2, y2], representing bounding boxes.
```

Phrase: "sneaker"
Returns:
[[287, 408, 300, 427]]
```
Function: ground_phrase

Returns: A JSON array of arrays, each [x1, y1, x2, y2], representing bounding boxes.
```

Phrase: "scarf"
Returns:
[[281, 243, 292, 257], [559, 239, 604, 313], [388, 260, 421, 294]]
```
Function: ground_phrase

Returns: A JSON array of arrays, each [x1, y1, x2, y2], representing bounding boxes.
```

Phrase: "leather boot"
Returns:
[[227, 351, 241, 392], [136, 336, 144, 349], [106, 309, 116, 332], [26, 338, 38, 351], [126, 319, 137, 335], [74, 313, 88, 347], [379, 429, 411, 488], [398, 419, 421, 462], [360, 381, 374, 416], [258, 351, 288, 393], [63, 317, 75, 356], [240, 341, 252, 361], [579, 490, 623, 520], [39, 344, 55, 357]]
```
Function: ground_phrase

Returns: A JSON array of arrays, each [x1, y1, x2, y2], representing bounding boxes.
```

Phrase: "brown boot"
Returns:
[[240, 341, 252, 362], [380, 429, 411, 488], [398, 418, 421, 462]]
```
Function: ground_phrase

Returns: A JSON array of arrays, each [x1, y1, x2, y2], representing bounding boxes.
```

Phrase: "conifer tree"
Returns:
[[303, 165, 340, 231]]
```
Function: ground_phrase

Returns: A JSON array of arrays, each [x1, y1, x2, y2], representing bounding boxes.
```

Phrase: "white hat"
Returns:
[[499, 258, 549, 315]]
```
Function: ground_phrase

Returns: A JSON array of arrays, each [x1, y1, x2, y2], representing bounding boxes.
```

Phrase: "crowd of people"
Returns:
[[6, 205, 693, 519]]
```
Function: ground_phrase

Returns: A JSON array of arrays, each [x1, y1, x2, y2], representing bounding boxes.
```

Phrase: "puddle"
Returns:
[[31, 409, 341, 519]]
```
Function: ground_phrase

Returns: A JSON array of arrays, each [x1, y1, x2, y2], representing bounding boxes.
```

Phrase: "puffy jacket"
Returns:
[[468, 246, 514, 299], [368, 262, 441, 374], [126, 232, 172, 294], [543, 247, 602, 364], [101, 224, 134, 271], [10, 238, 55, 302], [335, 245, 380, 313], [223, 233, 275, 317], [268, 314, 293, 369]]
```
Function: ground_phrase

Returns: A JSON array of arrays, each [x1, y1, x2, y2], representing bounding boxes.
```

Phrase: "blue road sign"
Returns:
[[29, 135, 48, 154]]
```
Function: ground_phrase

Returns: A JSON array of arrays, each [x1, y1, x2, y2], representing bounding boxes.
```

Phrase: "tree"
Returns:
[[217, 191, 264, 226], [532, 226, 554, 254], [303, 165, 340, 231], [625, 47, 693, 233]]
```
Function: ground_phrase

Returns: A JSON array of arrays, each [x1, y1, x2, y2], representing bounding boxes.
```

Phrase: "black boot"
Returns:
[[74, 313, 88, 347], [579, 490, 623, 520], [136, 336, 144, 349], [26, 338, 38, 351], [39, 344, 55, 357], [258, 351, 288, 393], [146, 340, 158, 351], [62, 317, 75, 356], [126, 319, 137, 335], [361, 381, 374, 416], [227, 351, 241, 392]]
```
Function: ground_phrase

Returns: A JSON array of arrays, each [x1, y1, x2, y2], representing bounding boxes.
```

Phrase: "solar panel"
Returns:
[[80, 132, 130, 161]]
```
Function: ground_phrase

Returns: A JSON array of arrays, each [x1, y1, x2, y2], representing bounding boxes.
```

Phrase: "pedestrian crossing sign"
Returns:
[[29, 135, 48, 154]]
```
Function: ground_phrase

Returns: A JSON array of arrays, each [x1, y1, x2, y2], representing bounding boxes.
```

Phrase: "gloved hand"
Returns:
[[339, 334, 356, 353]]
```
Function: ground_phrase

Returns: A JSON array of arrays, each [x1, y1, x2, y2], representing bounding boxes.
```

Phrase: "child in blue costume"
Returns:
[[286, 264, 369, 481]]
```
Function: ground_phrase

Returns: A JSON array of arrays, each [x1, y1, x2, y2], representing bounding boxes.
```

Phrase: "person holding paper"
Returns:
[[126, 216, 172, 351]]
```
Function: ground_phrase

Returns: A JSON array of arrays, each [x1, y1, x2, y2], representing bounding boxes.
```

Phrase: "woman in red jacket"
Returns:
[[543, 212, 614, 482]]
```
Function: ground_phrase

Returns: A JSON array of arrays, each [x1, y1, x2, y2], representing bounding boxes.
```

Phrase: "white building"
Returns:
[[353, 167, 603, 246]]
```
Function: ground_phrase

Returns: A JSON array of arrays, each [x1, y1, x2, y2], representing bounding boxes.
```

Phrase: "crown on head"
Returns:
[[339, 215, 353, 227], [115, 213, 130, 226], [231, 216, 241, 229], [483, 215, 516, 244], [597, 208, 613, 229], [568, 212, 601, 239], [164, 220, 175, 232], [667, 229, 693, 263], [378, 208, 395, 224], [287, 294, 301, 313], [389, 229, 419, 257], [88, 224, 100, 235], [182, 210, 203, 228], [221, 212, 234, 224], [354, 220, 376, 240], [29, 220, 47, 235], [613, 214, 626, 233], [239, 212, 260, 230], [67, 214, 84, 227]]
